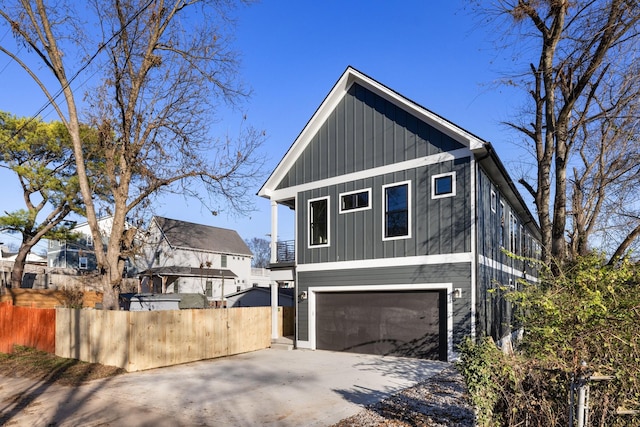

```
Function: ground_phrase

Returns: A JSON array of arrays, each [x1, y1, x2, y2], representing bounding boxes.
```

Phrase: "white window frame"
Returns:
[[339, 188, 372, 214], [490, 189, 497, 213], [431, 172, 456, 199], [308, 196, 330, 248], [382, 180, 412, 241], [79, 256, 88, 270]]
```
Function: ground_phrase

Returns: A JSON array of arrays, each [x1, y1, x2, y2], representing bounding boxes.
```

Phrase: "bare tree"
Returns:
[[488, 0, 640, 266], [0, 0, 265, 308], [246, 237, 270, 268]]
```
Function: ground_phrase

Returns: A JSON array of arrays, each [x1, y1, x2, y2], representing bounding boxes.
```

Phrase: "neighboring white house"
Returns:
[[137, 216, 254, 303]]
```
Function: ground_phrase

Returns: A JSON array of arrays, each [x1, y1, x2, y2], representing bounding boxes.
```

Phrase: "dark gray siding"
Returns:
[[475, 167, 541, 340], [297, 263, 472, 349], [297, 158, 471, 264], [276, 83, 465, 191]]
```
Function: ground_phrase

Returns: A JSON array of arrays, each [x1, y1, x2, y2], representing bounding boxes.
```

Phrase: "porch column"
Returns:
[[270, 200, 279, 340]]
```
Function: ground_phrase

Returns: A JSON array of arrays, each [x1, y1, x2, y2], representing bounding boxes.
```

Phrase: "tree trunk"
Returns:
[[9, 243, 33, 289]]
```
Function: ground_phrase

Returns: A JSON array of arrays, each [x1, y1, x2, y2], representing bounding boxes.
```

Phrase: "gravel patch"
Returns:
[[332, 365, 476, 426]]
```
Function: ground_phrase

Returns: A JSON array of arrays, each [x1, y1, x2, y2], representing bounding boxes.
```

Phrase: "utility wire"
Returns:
[[2, 0, 155, 143]]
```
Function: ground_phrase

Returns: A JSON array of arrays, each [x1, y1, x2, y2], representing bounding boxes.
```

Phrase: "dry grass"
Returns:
[[0, 346, 125, 387]]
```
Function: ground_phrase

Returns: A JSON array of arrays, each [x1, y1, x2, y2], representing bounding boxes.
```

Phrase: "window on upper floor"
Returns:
[[510, 213, 519, 254], [432, 172, 456, 199], [309, 196, 330, 247], [499, 202, 505, 247], [383, 181, 411, 240], [339, 188, 371, 213], [221, 254, 227, 268], [79, 256, 88, 270], [490, 189, 497, 213]]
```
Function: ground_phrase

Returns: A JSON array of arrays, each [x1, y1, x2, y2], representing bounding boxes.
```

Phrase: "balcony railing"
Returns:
[[276, 240, 295, 263]]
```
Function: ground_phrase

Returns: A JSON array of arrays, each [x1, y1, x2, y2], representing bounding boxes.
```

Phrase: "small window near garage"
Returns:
[[339, 188, 371, 213], [383, 181, 411, 240], [79, 256, 88, 270], [432, 172, 456, 199], [308, 196, 330, 247]]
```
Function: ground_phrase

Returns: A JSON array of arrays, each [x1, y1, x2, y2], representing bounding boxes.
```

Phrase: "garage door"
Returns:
[[316, 290, 447, 360]]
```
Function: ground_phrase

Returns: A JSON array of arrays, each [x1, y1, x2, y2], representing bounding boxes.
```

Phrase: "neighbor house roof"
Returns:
[[152, 216, 252, 256], [138, 266, 237, 278]]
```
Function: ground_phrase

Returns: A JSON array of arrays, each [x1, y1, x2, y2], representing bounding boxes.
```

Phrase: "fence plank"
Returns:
[[0, 302, 55, 354]]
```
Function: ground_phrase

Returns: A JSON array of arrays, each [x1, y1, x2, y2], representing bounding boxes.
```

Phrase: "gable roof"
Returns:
[[258, 66, 540, 237], [152, 216, 252, 257]]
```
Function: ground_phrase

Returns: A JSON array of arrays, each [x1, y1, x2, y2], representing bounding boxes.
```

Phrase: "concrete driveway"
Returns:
[[0, 348, 448, 426]]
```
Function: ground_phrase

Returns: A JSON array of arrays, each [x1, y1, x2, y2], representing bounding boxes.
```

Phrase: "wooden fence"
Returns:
[[56, 307, 278, 372], [0, 302, 55, 353], [0, 288, 103, 309]]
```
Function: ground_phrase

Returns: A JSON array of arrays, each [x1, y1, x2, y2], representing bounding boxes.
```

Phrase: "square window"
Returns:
[[308, 196, 329, 247], [339, 188, 371, 213], [383, 181, 411, 240], [432, 172, 456, 199]]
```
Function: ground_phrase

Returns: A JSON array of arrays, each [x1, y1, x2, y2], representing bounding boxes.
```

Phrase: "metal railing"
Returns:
[[276, 240, 295, 263]]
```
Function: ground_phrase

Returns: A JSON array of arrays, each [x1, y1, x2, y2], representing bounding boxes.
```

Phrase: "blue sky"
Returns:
[[0, 1, 533, 251]]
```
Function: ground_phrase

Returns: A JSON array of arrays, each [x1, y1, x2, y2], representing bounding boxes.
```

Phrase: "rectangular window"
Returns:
[[383, 181, 411, 240], [339, 188, 371, 213], [510, 214, 518, 253], [206, 280, 212, 297], [490, 189, 497, 213], [86, 234, 93, 248], [221, 255, 227, 268], [79, 256, 88, 269], [499, 202, 505, 247], [308, 196, 329, 247], [174, 280, 180, 293], [432, 172, 456, 199]]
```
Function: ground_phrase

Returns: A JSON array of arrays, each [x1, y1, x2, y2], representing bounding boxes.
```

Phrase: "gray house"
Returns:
[[258, 67, 541, 361]]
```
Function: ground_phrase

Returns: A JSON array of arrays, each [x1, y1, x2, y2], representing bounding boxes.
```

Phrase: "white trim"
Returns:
[[469, 158, 477, 340], [338, 188, 372, 214], [431, 171, 457, 199], [297, 252, 472, 272], [307, 283, 455, 362], [268, 148, 471, 202], [490, 188, 497, 213], [382, 180, 412, 241], [307, 196, 330, 249], [478, 255, 539, 283]]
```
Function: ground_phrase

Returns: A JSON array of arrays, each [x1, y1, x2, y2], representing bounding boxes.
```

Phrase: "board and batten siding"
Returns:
[[297, 263, 472, 348], [475, 166, 541, 341], [276, 83, 465, 191], [297, 158, 471, 265]]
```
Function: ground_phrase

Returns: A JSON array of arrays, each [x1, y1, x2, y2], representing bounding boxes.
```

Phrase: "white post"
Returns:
[[270, 200, 279, 340]]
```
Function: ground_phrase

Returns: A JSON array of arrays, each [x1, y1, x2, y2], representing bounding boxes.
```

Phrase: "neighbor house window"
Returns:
[[339, 188, 371, 213], [383, 181, 411, 240], [432, 172, 456, 199], [79, 256, 88, 270], [86, 234, 93, 248], [206, 280, 212, 297], [221, 255, 227, 268], [308, 196, 329, 247]]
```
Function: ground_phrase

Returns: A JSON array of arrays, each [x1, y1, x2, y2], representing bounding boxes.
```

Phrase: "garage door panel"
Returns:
[[316, 290, 446, 360]]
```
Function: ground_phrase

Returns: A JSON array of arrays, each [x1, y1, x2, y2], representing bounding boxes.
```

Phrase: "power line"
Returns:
[[1, 0, 155, 143]]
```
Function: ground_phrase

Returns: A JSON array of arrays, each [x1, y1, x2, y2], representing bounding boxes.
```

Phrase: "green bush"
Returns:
[[459, 255, 640, 426]]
